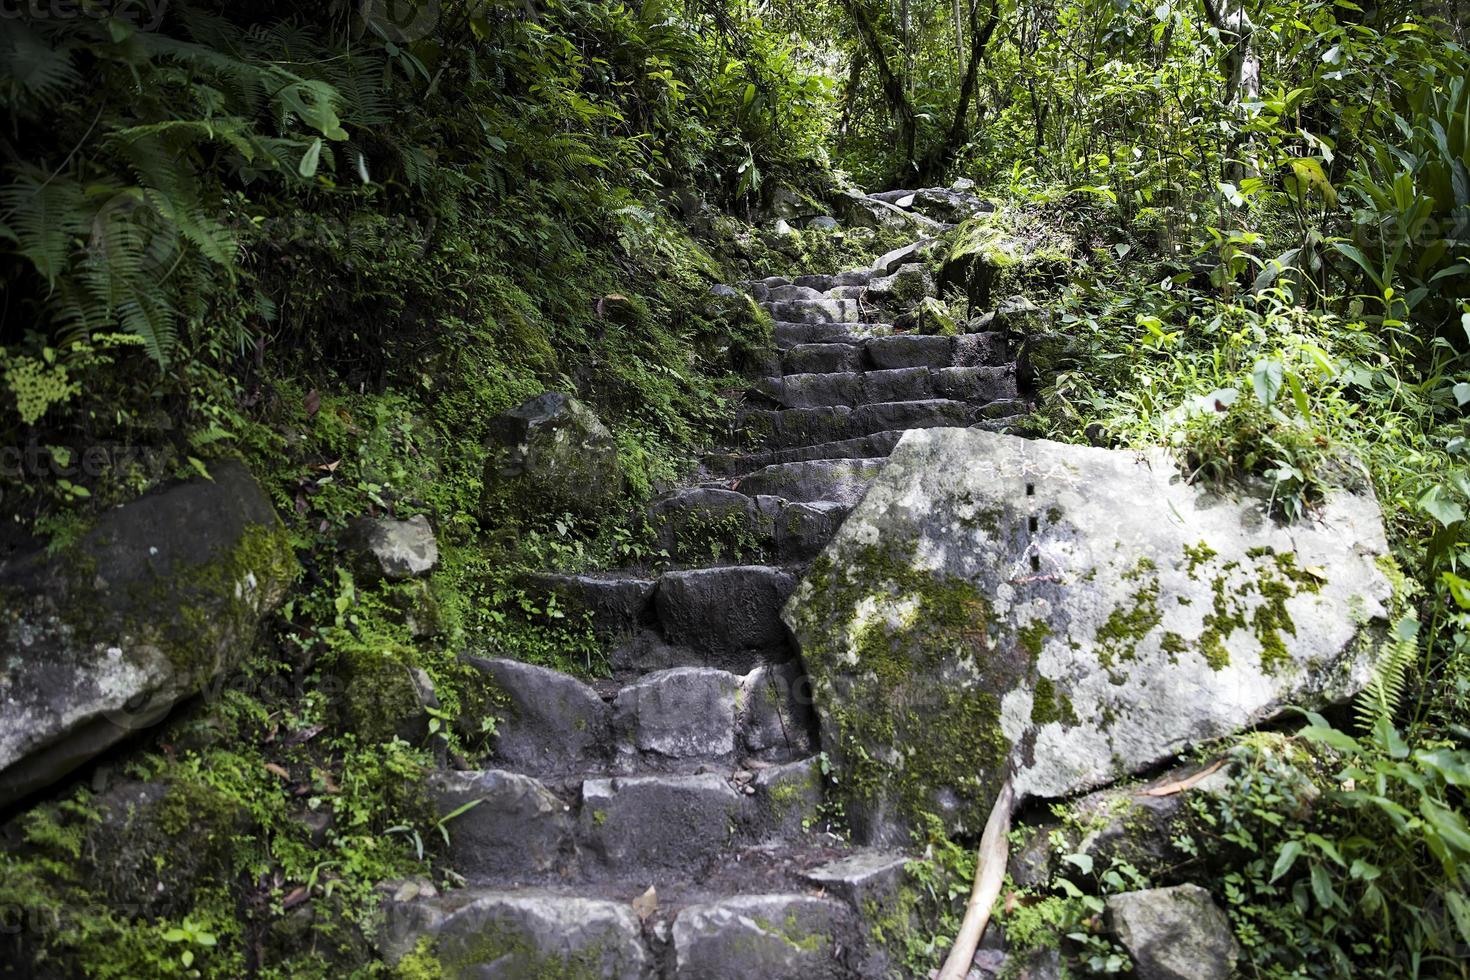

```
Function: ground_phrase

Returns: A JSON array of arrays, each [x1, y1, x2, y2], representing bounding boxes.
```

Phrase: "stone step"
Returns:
[[461, 657, 817, 776], [778, 331, 1010, 374], [752, 367, 929, 409], [704, 431, 908, 475], [782, 343, 865, 374], [517, 566, 802, 675], [431, 760, 829, 882], [763, 298, 862, 324], [646, 487, 849, 564], [381, 871, 896, 978], [772, 321, 894, 348], [733, 459, 886, 507], [741, 398, 996, 448], [865, 330, 1009, 369], [753, 366, 1015, 409]]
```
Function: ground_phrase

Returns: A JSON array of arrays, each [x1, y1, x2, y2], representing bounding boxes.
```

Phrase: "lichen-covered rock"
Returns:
[[867, 263, 935, 308], [342, 513, 438, 581], [381, 888, 652, 978], [480, 392, 624, 520], [1105, 884, 1239, 980], [671, 894, 858, 980], [0, 461, 296, 806], [783, 428, 1392, 844]]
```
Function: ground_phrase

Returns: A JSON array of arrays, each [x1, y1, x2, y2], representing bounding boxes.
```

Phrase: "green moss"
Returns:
[[1030, 676, 1078, 726], [1018, 620, 1052, 660], [796, 540, 1019, 837], [1095, 557, 1162, 669]]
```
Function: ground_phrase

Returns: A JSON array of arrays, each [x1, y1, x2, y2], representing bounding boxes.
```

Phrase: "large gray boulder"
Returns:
[[480, 392, 624, 520], [783, 428, 1392, 844], [1105, 884, 1239, 980], [0, 461, 296, 806]]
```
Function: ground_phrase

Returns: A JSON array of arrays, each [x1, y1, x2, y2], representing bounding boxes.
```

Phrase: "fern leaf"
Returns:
[[1355, 615, 1420, 730]]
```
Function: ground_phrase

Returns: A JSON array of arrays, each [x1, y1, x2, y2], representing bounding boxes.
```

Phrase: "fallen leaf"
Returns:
[[304, 389, 321, 418], [631, 885, 657, 921], [282, 886, 309, 909], [264, 763, 291, 781]]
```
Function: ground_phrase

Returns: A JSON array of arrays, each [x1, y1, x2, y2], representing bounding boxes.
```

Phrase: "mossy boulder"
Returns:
[[939, 208, 1071, 314], [783, 429, 1392, 845], [0, 461, 296, 806], [479, 392, 624, 521]]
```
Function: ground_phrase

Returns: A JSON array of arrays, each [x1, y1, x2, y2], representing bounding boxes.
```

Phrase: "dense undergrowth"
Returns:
[[2, 0, 1469, 976]]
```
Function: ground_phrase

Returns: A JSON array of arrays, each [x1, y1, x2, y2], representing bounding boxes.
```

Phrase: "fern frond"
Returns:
[[0, 172, 88, 287], [0, 23, 80, 112], [1355, 615, 1420, 730]]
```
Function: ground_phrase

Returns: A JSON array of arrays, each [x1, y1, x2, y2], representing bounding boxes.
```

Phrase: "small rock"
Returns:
[[481, 392, 623, 520], [807, 215, 840, 232], [1105, 884, 1239, 980], [800, 850, 909, 912], [342, 513, 438, 581], [752, 757, 823, 838]]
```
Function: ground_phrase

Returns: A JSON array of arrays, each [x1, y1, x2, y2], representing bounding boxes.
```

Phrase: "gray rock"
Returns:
[[784, 428, 1392, 844], [655, 566, 797, 672], [578, 773, 745, 872], [481, 392, 623, 520], [647, 489, 759, 563], [464, 656, 610, 773], [614, 667, 737, 762], [710, 284, 742, 299], [774, 218, 797, 235], [908, 186, 991, 222], [808, 216, 841, 232], [1106, 884, 1239, 980], [867, 263, 935, 306], [430, 770, 572, 878], [384, 889, 652, 977], [520, 572, 656, 636], [800, 850, 909, 913], [740, 660, 818, 759], [736, 459, 884, 507], [752, 756, 824, 838], [767, 500, 850, 562], [671, 894, 856, 979], [342, 513, 438, 581], [0, 461, 295, 806], [872, 238, 936, 275]]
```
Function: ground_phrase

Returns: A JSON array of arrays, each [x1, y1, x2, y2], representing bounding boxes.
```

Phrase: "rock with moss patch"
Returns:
[[1105, 884, 1239, 980], [783, 428, 1391, 844], [0, 461, 296, 806], [671, 894, 860, 980], [342, 513, 438, 581], [480, 392, 624, 520]]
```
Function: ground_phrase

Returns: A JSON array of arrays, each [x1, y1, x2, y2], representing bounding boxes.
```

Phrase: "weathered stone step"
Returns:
[[733, 459, 886, 507], [741, 398, 1000, 448], [772, 321, 894, 348], [461, 657, 816, 776], [647, 487, 848, 564], [516, 566, 800, 675], [381, 875, 894, 978], [430, 758, 828, 882], [779, 331, 1010, 375], [704, 431, 907, 475], [753, 366, 1015, 409], [763, 298, 862, 323], [781, 342, 864, 374]]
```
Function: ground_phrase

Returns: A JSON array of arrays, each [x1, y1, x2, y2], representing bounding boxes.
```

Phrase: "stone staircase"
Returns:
[[383, 187, 1023, 978]]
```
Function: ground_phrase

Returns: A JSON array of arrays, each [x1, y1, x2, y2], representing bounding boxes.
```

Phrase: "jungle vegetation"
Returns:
[[0, 0, 1468, 975]]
